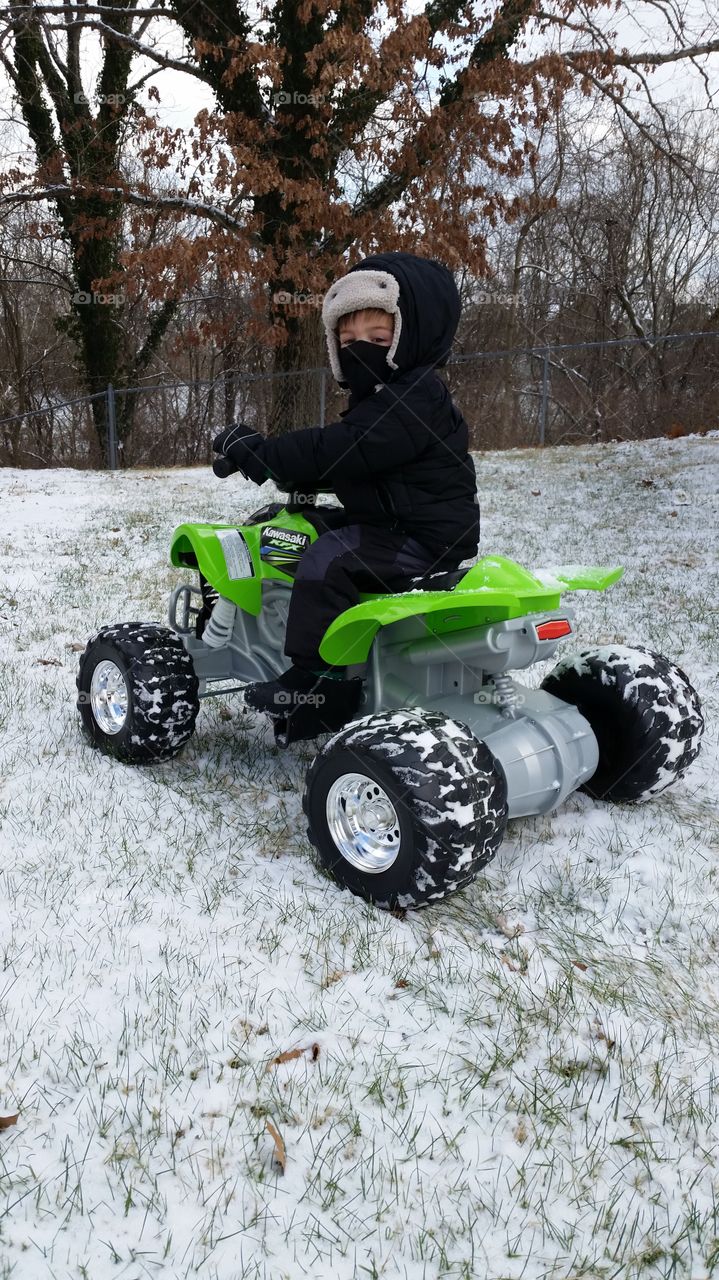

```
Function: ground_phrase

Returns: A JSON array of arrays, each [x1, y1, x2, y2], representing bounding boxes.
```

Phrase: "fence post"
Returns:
[[538, 349, 549, 447], [106, 383, 118, 470], [319, 367, 326, 428]]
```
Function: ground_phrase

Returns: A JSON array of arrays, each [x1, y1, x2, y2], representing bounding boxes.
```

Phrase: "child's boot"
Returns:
[[243, 664, 363, 730]]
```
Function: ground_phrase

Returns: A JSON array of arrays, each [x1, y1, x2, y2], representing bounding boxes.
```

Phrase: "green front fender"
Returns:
[[169, 515, 319, 614]]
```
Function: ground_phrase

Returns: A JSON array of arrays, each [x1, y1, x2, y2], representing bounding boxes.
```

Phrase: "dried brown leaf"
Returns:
[[268, 1048, 303, 1068], [266, 1043, 320, 1071], [322, 969, 350, 987], [0, 1114, 18, 1130], [266, 1119, 286, 1173], [496, 914, 525, 940]]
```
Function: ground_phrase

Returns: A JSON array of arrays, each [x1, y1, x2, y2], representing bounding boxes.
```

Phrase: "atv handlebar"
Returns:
[[212, 461, 331, 509]]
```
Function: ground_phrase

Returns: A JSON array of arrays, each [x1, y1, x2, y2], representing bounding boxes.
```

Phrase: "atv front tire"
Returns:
[[302, 709, 507, 910], [541, 644, 703, 802], [77, 623, 200, 764]]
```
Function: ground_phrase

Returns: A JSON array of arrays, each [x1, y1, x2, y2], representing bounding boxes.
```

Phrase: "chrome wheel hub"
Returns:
[[90, 660, 129, 734], [325, 772, 401, 874]]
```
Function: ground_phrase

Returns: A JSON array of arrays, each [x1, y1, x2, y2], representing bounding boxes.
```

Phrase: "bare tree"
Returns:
[[0, 1, 180, 452], [2, 0, 717, 445]]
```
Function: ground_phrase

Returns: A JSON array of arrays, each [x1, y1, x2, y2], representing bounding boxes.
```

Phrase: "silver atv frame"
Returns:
[[168, 576, 599, 821]]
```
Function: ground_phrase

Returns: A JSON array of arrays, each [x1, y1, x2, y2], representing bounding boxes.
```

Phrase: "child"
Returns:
[[212, 250, 480, 725]]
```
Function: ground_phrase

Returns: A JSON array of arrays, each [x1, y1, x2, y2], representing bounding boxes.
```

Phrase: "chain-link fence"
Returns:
[[1, 330, 717, 469]]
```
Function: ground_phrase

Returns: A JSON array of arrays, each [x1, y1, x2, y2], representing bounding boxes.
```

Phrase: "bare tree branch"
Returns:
[[0, 182, 254, 235]]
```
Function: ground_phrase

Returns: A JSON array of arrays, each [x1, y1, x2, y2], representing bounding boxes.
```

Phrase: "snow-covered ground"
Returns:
[[0, 434, 717, 1280]]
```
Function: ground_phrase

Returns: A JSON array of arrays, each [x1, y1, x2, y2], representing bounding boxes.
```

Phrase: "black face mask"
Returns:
[[338, 340, 393, 400]]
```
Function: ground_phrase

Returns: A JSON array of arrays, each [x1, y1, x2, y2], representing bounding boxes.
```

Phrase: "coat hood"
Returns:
[[322, 251, 461, 386]]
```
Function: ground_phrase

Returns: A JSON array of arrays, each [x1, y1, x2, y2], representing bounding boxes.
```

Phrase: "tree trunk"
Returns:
[[267, 302, 326, 437]]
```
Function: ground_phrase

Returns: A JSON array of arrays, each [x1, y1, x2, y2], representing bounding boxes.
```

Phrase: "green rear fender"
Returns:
[[532, 563, 625, 592], [319, 554, 624, 666]]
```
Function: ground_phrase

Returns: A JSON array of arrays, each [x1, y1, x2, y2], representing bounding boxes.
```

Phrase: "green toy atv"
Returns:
[[76, 488, 704, 910]]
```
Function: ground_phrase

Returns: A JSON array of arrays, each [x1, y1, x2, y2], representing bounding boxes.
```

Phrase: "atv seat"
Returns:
[[356, 567, 466, 597], [383, 567, 466, 594]]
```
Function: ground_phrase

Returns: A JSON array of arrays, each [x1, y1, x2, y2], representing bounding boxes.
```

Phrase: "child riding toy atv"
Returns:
[[76, 484, 705, 911]]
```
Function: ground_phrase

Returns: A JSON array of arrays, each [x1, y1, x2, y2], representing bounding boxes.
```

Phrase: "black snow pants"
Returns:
[[284, 518, 439, 669]]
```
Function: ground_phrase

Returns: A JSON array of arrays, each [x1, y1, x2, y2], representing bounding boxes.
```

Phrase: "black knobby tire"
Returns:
[[302, 708, 508, 910], [540, 644, 704, 803], [77, 622, 200, 764]]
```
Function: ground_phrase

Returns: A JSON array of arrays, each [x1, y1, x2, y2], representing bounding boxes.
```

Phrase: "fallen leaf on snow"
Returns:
[[591, 1018, 616, 1049], [0, 1114, 18, 1130], [35, 657, 62, 667], [266, 1043, 320, 1071], [514, 1120, 528, 1144], [322, 970, 350, 987], [266, 1119, 286, 1173], [496, 914, 525, 940]]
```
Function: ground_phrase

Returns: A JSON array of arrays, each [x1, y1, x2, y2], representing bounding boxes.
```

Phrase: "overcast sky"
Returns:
[[2, 3, 717, 166]]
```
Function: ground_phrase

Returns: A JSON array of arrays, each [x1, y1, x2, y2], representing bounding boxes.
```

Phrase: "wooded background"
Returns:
[[1, 0, 717, 466]]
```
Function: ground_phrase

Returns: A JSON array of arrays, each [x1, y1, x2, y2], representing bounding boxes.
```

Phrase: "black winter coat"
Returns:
[[236, 253, 480, 568]]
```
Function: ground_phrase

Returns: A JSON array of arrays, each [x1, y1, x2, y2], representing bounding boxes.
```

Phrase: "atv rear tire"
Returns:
[[77, 622, 200, 764], [541, 644, 703, 803], [302, 709, 507, 910]]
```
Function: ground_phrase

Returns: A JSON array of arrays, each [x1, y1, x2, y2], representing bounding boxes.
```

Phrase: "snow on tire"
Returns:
[[76, 622, 200, 764], [302, 708, 507, 910], [541, 644, 704, 803]]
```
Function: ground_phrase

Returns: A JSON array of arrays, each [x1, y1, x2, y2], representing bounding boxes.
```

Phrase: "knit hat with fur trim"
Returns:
[[321, 270, 401, 386], [321, 252, 461, 387]]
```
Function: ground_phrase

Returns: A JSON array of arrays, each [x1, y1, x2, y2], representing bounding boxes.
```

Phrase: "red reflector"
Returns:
[[536, 619, 572, 640]]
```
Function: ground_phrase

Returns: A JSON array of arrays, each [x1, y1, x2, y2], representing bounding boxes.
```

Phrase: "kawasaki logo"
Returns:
[[261, 525, 308, 547]]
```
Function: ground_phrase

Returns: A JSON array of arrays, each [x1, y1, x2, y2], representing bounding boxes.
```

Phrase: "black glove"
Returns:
[[212, 423, 268, 485], [212, 456, 242, 478]]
